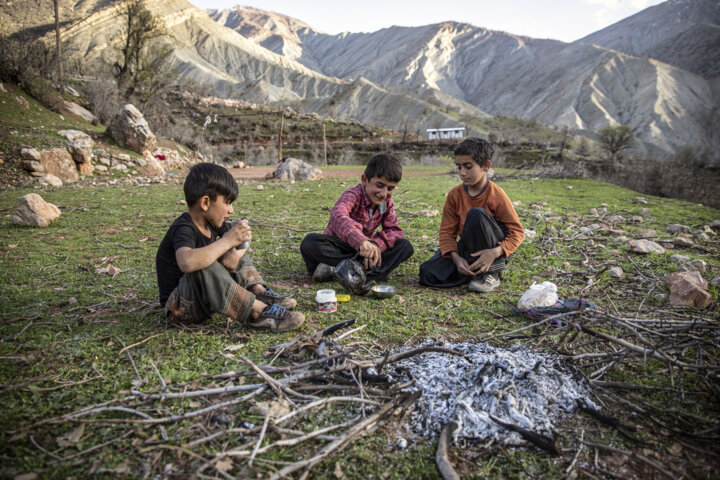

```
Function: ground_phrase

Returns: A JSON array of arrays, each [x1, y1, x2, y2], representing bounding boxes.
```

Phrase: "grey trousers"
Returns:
[[164, 254, 266, 324]]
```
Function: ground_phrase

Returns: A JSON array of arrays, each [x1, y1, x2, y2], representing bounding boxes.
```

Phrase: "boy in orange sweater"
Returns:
[[419, 138, 524, 292]]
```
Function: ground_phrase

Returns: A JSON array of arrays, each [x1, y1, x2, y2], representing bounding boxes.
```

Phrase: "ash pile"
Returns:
[[393, 341, 594, 446]]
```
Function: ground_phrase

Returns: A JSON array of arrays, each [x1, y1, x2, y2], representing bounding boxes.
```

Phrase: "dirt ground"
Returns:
[[229, 166, 448, 180]]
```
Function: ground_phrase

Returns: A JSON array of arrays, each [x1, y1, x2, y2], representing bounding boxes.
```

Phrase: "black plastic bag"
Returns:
[[334, 258, 371, 295]]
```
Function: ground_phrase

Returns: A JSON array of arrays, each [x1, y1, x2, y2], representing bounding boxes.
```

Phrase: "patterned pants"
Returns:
[[164, 255, 265, 324]]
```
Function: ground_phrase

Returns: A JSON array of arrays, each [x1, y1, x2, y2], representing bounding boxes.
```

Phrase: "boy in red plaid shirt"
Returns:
[[300, 153, 414, 283]]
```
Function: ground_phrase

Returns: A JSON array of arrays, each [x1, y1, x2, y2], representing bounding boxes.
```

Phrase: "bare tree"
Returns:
[[114, 0, 167, 98], [597, 125, 633, 161]]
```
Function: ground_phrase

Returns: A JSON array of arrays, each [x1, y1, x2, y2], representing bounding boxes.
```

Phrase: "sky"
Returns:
[[188, 0, 666, 42]]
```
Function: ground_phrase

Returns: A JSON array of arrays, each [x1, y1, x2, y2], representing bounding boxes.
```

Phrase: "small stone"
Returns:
[[607, 215, 625, 224], [561, 262, 572, 270], [635, 196, 648, 204], [678, 259, 707, 274], [628, 239, 665, 254], [524, 229, 537, 239], [396, 437, 408, 449], [597, 207, 608, 215], [669, 254, 691, 263], [638, 229, 656, 238], [257, 185, 265, 190], [639, 208, 651, 217], [589, 208, 598, 216], [616, 235, 628, 243], [95, 165, 108, 173], [628, 216, 643, 224], [99, 156, 111, 166], [68, 296, 78, 304], [696, 233, 710, 243], [607, 266, 624, 278], [711, 276, 720, 288], [709, 219, 720, 229], [566, 185, 573, 190], [674, 237, 694, 247], [667, 224, 690, 234]]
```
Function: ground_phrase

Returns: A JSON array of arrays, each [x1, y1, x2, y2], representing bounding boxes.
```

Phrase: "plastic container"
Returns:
[[315, 289, 338, 313]]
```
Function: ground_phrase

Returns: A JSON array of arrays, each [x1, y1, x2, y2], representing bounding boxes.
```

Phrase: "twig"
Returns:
[[117, 334, 163, 356], [436, 422, 460, 480]]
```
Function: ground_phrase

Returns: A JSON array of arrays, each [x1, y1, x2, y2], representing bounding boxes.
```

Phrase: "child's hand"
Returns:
[[451, 252, 474, 276], [469, 246, 503, 274], [226, 220, 252, 248], [359, 240, 381, 269]]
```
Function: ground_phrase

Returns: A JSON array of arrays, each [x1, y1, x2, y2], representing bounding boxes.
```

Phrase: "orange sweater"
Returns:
[[439, 181, 524, 258]]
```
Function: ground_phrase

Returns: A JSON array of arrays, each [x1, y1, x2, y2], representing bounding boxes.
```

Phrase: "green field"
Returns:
[[1, 167, 718, 479]]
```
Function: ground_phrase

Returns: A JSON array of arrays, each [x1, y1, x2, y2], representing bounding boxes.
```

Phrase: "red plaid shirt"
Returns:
[[324, 183, 404, 252]]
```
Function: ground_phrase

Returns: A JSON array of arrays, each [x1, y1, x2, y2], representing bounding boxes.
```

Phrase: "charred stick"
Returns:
[[436, 422, 460, 480], [379, 346, 472, 366], [582, 440, 676, 479], [489, 415, 560, 455]]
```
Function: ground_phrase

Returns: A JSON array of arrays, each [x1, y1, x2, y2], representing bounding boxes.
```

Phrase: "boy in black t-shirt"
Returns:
[[156, 163, 304, 332]]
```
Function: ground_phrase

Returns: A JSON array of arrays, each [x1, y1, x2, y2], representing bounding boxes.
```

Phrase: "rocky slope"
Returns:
[[212, 3, 719, 156], [578, 0, 720, 77]]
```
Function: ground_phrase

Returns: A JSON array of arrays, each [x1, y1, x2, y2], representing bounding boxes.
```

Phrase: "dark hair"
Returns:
[[183, 163, 238, 206], [454, 137, 494, 165], [364, 153, 402, 183]]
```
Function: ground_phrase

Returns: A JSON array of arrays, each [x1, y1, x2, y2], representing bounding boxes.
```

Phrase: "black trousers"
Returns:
[[419, 208, 507, 288], [300, 234, 414, 281]]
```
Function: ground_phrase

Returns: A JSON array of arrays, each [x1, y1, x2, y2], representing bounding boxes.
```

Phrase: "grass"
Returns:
[[1, 166, 718, 478]]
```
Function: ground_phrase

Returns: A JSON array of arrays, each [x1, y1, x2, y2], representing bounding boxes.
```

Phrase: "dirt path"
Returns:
[[229, 166, 447, 180]]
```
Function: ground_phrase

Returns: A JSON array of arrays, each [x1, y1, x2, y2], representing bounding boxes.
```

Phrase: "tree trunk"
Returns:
[[53, 0, 63, 89]]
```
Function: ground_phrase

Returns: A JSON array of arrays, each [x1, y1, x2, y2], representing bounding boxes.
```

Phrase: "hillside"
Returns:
[[210, 4, 720, 157]]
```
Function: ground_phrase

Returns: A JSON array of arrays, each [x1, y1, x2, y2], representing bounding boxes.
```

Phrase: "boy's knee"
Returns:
[[467, 207, 491, 221]]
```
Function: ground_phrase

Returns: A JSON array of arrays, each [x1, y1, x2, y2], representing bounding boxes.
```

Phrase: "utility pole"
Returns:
[[53, 0, 63, 89], [323, 122, 327, 165], [277, 111, 284, 163]]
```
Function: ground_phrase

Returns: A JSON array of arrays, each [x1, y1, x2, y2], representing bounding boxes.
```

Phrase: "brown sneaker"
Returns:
[[469, 273, 500, 293], [248, 304, 305, 333], [255, 288, 297, 309]]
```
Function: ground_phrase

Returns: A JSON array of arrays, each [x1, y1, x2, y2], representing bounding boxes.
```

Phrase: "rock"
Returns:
[[710, 220, 720, 229], [95, 165, 108, 173], [0, 82, 6, 92], [524, 229, 537, 239], [635, 196, 648, 204], [607, 266, 624, 278], [140, 151, 165, 176], [77, 162, 94, 175], [669, 254, 691, 263], [616, 235, 629, 243], [107, 104, 157, 154], [15, 95, 29, 109], [628, 216, 643, 224], [667, 224, 690, 234], [606, 215, 625, 223], [98, 156, 111, 166], [114, 153, 132, 163], [665, 271, 711, 308], [63, 101, 97, 123], [639, 208, 651, 217], [12, 193, 61, 227], [678, 259, 707, 274], [256, 185, 265, 191], [712, 276, 720, 288], [38, 174, 63, 187], [34, 148, 79, 182], [638, 229, 656, 238], [628, 239, 665, 254], [566, 185, 573, 190], [58, 130, 94, 166], [20, 148, 41, 161], [673, 237, 694, 247], [696, 233, 710, 243], [589, 208, 598, 216], [23, 160, 45, 173], [112, 164, 128, 171], [597, 207, 608, 214], [63, 85, 80, 97], [233, 161, 246, 169], [265, 157, 323, 182]]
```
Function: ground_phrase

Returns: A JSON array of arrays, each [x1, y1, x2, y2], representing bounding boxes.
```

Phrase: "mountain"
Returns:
[[211, 4, 719, 156], [578, 0, 720, 77]]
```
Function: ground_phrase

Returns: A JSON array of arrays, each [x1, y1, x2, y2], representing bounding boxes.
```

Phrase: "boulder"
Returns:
[[63, 101, 97, 123], [59, 130, 94, 165], [38, 174, 63, 187], [265, 157, 323, 182], [107, 104, 157, 154], [677, 259, 707, 274], [667, 224, 690, 234], [35, 148, 79, 182], [665, 271, 711, 308], [628, 239, 665, 254], [12, 193, 61, 227], [20, 148, 41, 161], [140, 151, 165, 176]]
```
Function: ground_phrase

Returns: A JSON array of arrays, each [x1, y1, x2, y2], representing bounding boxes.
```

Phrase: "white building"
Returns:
[[427, 127, 465, 140]]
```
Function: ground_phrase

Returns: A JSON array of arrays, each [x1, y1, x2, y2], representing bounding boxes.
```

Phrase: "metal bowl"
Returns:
[[371, 284, 397, 299]]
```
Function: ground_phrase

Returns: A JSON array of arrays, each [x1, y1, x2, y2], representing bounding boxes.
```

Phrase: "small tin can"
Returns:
[[315, 289, 338, 313]]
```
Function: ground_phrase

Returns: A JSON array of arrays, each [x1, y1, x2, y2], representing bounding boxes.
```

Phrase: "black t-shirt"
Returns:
[[156, 212, 230, 306]]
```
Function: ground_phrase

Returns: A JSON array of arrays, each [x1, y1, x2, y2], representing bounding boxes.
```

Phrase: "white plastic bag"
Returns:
[[517, 281, 558, 310]]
